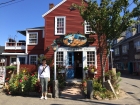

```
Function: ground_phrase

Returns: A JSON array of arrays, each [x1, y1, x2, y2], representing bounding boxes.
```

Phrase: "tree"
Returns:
[[73, 0, 140, 87]]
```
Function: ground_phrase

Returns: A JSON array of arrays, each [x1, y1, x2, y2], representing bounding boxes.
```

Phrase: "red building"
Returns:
[[2, 0, 108, 79]]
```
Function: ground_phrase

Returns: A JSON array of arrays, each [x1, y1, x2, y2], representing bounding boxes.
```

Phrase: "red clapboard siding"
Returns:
[[27, 30, 44, 55], [43, 0, 109, 78]]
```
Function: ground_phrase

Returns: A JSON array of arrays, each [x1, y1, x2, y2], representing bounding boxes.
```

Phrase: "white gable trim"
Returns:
[[42, 0, 67, 17]]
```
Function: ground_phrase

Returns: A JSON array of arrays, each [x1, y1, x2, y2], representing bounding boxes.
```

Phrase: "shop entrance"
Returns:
[[66, 51, 83, 79], [74, 52, 83, 78]]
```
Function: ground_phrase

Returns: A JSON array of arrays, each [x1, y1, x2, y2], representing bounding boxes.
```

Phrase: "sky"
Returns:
[[0, 0, 136, 46], [0, 0, 62, 46]]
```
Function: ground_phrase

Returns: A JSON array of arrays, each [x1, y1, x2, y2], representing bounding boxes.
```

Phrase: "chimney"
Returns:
[[49, 3, 54, 9]]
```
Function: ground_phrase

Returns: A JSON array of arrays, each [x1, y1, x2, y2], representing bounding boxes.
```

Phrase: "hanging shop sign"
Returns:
[[63, 34, 87, 47]]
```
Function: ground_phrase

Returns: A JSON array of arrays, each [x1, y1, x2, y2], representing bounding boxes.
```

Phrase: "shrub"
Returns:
[[6, 66, 16, 71]]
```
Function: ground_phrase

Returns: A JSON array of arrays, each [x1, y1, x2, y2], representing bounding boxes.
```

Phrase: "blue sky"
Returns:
[[0, 0, 136, 46], [0, 0, 62, 46]]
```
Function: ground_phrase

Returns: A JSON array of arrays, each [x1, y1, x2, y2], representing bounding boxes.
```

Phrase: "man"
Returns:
[[38, 58, 50, 100]]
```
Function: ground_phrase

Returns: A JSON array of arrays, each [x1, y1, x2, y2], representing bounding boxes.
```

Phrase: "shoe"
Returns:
[[44, 96, 47, 100], [40, 96, 44, 100]]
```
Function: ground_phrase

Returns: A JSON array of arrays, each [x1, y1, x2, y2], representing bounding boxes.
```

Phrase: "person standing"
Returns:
[[38, 58, 50, 100]]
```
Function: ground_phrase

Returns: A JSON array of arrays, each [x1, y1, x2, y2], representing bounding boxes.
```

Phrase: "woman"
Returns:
[[38, 58, 50, 100]]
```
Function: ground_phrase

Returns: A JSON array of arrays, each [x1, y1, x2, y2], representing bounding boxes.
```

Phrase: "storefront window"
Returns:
[[87, 51, 95, 67], [56, 52, 63, 66]]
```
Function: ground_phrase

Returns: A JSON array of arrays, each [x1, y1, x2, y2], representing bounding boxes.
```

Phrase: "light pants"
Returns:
[[40, 77, 49, 93]]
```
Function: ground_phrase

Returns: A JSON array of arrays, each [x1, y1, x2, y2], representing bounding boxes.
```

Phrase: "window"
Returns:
[[56, 52, 63, 66], [19, 57, 25, 64], [87, 51, 95, 67], [29, 55, 38, 64], [138, 24, 140, 33], [29, 32, 38, 44], [122, 45, 128, 54], [114, 48, 119, 55], [55, 16, 66, 35], [134, 40, 140, 47], [10, 57, 16, 64], [84, 21, 93, 34]]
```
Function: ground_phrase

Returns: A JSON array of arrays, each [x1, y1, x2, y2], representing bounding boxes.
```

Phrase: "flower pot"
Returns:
[[82, 82, 87, 87]]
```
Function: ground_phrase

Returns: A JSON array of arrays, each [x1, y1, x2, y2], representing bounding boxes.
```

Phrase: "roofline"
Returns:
[[27, 28, 44, 31], [113, 33, 140, 48], [1, 53, 28, 55], [42, 0, 67, 17]]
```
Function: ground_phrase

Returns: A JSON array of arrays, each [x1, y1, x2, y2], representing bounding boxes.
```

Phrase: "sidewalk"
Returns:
[[0, 75, 140, 105]]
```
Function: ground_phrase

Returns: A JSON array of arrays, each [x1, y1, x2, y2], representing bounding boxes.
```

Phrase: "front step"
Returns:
[[65, 79, 82, 87]]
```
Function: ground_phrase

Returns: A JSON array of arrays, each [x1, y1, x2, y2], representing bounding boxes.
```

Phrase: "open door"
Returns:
[[66, 52, 74, 79]]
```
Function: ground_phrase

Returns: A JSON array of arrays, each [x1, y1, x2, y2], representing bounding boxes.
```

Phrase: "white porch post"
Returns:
[[54, 51, 56, 80]]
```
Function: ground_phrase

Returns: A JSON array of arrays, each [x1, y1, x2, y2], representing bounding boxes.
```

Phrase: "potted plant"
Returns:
[[82, 79, 87, 87], [88, 65, 98, 75], [84, 66, 88, 73]]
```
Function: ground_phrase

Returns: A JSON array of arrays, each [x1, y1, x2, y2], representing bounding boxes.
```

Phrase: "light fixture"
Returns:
[[51, 40, 58, 52]]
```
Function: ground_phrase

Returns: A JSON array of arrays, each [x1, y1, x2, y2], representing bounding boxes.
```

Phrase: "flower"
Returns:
[[19, 79, 22, 82], [56, 65, 65, 72], [85, 64, 98, 74]]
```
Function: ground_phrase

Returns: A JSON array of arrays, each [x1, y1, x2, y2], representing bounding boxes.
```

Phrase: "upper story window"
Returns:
[[55, 16, 66, 35], [114, 48, 119, 55], [122, 45, 129, 54], [29, 55, 38, 64], [29, 32, 38, 45], [84, 21, 93, 34]]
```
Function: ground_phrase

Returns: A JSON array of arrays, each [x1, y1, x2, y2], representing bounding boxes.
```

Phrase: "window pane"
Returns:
[[87, 51, 95, 66], [30, 56, 37, 64], [19, 57, 25, 64], [11, 58, 16, 63]]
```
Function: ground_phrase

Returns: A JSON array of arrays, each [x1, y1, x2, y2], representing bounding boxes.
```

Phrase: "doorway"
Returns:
[[66, 51, 83, 79], [74, 52, 83, 79]]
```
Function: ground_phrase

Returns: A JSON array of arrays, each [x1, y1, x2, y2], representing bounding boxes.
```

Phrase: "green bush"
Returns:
[[6, 66, 16, 71]]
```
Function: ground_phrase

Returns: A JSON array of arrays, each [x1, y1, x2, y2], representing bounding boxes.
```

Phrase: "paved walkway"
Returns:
[[0, 75, 140, 105]]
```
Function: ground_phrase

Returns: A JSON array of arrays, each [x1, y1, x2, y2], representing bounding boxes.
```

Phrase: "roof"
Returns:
[[42, 0, 67, 17], [113, 33, 140, 48], [17, 26, 45, 36], [0, 46, 4, 54]]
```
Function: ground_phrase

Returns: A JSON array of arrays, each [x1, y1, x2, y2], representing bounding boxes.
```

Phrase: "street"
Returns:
[[0, 74, 140, 105]]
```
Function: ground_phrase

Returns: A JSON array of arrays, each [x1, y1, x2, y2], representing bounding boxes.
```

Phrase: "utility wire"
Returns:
[[0, 0, 24, 8], [0, 0, 16, 5]]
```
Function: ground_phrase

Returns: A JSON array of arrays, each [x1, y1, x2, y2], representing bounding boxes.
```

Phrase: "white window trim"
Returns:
[[55, 16, 66, 35], [29, 55, 38, 64], [84, 21, 94, 34], [10, 56, 17, 64], [28, 32, 38, 45]]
